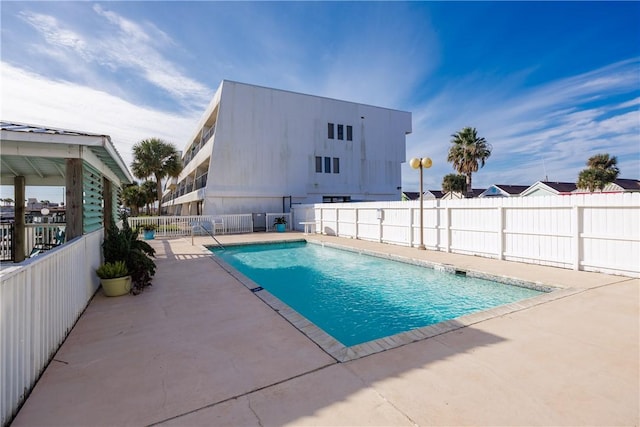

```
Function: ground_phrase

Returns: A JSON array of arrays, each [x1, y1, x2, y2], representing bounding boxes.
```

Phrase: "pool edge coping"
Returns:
[[204, 239, 582, 363]]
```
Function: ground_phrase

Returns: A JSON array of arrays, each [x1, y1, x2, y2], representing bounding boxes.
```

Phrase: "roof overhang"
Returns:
[[0, 121, 133, 187]]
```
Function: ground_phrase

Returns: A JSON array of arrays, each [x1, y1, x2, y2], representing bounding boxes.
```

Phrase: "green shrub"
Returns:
[[103, 213, 156, 294], [96, 261, 129, 279]]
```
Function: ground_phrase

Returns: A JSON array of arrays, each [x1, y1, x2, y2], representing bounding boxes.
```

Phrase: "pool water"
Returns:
[[211, 242, 542, 346]]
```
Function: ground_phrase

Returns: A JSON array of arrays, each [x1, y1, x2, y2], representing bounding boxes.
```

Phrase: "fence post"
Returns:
[[444, 206, 451, 253], [409, 207, 414, 248], [355, 208, 359, 239], [572, 205, 581, 271], [497, 206, 504, 260]]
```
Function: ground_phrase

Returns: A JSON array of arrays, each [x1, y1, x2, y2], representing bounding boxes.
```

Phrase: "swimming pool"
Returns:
[[211, 241, 543, 349]]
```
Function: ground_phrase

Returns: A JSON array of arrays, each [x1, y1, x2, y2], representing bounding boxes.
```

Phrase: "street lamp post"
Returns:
[[410, 157, 432, 250]]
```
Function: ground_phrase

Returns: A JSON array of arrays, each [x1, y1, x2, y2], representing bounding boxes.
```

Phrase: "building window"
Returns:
[[337, 124, 344, 140], [328, 123, 334, 139], [333, 158, 340, 174], [323, 196, 351, 203], [346, 125, 353, 141], [315, 156, 322, 173], [324, 156, 331, 173]]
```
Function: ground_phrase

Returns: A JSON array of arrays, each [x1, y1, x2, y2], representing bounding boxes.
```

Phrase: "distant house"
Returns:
[[478, 185, 529, 198], [429, 190, 445, 199], [521, 181, 577, 197], [607, 179, 640, 192], [441, 189, 486, 200], [522, 179, 640, 197], [402, 190, 443, 201], [573, 178, 640, 194]]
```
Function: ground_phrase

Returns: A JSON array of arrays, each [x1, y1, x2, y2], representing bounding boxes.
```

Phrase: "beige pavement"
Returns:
[[12, 233, 639, 426]]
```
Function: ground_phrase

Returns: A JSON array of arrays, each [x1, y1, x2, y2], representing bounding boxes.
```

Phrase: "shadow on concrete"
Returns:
[[148, 240, 510, 426], [20, 235, 620, 426]]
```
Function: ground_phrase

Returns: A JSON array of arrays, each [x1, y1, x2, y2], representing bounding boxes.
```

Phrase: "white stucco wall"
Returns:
[[178, 81, 412, 215]]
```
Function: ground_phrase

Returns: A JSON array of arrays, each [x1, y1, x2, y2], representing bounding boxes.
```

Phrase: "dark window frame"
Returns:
[[346, 125, 353, 141], [333, 157, 340, 174], [315, 156, 323, 173], [328, 123, 335, 139], [324, 156, 331, 173], [337, 124, 344, 140]]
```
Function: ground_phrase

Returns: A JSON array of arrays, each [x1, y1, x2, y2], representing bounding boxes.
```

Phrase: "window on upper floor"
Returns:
[[337, 124, 344, 140], [346, 125, 353, 141], [315, 156, 341, 174], [328, 123, 335, 139], [322, 196, 351, 203]]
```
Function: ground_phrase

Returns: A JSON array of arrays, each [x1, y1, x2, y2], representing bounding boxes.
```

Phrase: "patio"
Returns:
[[11, 233, 639, 426]]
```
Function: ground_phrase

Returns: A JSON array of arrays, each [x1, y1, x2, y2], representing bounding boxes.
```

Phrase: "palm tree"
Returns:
[[577, 153, 620, 192], [447, 127, 492, 198], [141, 180, 158, 214], [442, 173, 467, 195], [122, 184, 146, 216], [131, 138, 183, 215]]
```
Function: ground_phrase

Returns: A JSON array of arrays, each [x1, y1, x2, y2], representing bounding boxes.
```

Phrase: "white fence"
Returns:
[[129, 213, 291, 236], [1, 230, 102, 426], [0, 224, 13, 261], [292, 193, 640, 277]]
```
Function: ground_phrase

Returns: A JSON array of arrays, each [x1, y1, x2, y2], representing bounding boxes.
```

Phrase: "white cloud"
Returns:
[[0, 62, 200, 170], [17, 7, 211, 111], [18, 11, 89, 54]]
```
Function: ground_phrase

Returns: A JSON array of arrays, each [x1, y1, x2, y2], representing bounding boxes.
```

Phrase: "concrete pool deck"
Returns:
[[12, 233, 639, 426]]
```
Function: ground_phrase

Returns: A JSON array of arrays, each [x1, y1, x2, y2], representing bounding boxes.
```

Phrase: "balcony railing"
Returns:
[[183, 125, 215, 169], [0, 223, 67, 261]]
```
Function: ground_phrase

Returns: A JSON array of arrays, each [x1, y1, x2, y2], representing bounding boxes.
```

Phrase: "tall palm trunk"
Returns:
[[155, 173, 163, 215], [466, 174, 472, 198]]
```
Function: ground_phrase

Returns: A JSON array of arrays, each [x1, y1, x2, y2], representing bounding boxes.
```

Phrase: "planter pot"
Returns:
[[275, 223, 286, 232], [143, 230, 155, 240], [101, 276, 132, 297]]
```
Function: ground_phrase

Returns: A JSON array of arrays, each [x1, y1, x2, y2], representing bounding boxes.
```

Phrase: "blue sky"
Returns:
[[1, 1, 639, 203]]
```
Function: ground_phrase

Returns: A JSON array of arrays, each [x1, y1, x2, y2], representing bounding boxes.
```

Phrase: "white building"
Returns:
[[162, 81, 412, 216]]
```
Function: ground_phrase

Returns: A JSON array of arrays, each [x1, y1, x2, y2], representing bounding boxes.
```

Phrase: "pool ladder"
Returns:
[[190, 222, 224, 249]]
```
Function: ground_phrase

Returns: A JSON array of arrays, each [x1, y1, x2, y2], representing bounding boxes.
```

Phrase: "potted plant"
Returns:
[[96, 260, 132, 297], [141, 223, 157, 240], [102, 213, 156, 295], [273, 216, 287, 232]]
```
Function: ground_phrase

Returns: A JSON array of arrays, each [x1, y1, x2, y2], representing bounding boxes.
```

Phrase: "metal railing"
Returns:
[[0, 223, 67, 261], [0, 223, 14, 261], [129, 214, 255, 236], [128, 213, 295, 236]]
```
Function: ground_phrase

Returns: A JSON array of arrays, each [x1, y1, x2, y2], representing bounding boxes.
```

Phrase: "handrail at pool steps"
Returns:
[[191, 220, 224, 248]]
